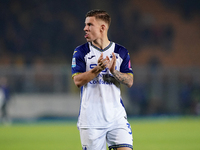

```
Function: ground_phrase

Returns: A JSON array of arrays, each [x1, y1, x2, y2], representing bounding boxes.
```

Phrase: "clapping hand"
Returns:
[[97, 53, 116, 73]]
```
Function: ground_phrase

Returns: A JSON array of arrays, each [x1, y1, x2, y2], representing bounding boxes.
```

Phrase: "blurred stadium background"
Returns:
[[1, 0, 200, 150], [0, 0, 200, 122]]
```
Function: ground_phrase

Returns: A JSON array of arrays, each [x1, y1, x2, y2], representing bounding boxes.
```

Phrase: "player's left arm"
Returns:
[[112, 70, 133, 88], [106, 52, 133, 88]]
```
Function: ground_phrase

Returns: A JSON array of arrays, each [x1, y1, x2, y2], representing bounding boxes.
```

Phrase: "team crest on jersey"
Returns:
[[72, 58, 76, 68]]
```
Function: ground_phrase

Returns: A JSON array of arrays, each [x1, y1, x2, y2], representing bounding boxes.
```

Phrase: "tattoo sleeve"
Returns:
[[112, 70, 133, 88]]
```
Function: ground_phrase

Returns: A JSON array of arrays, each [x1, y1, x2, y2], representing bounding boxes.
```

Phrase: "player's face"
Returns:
[[84, 16, 101, 42]]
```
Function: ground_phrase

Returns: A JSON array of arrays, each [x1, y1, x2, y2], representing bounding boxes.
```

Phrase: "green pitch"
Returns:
[[0, 117, 200, 150]]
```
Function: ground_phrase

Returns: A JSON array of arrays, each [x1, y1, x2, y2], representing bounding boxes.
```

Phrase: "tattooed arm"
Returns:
[[106, 52, 134, 88], [112, 70, 133, 88]]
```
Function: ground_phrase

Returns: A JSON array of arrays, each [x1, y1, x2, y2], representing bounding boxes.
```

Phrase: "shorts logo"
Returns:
[[82, 145, 87, 150], [72, 58, 76, 68]]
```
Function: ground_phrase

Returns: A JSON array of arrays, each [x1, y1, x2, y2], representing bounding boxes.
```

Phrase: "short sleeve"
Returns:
[[71, 47, 86, 78], [120, 51, 133, 75]]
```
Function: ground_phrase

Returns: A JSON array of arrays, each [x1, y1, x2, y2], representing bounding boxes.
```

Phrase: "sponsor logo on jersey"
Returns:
[[72, 58, 76, 68], [90, 64, 117, 72], [89, 78, 113, 85], [89, 73, 118, 85]]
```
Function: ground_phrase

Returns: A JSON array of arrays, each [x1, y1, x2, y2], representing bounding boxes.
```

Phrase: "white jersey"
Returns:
[[71, 42, 133, 128]]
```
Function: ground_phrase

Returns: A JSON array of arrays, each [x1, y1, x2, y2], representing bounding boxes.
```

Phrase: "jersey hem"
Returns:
[[77, 114, 127, 129], [77, 124, 113, 129]]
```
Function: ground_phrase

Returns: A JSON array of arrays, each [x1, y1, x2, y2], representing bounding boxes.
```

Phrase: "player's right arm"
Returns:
[[73, 53, 107, 88], [73, 67, 101, 88]]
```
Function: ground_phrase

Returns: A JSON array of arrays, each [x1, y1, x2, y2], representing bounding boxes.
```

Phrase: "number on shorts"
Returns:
[[126, 123, 132, 135]]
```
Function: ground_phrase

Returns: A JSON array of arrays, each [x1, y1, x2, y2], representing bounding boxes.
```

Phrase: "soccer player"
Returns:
[[71, 9, 134, 150]]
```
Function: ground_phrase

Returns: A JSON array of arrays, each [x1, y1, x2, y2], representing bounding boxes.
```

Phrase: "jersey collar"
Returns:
[[90, 41, 113, 52]]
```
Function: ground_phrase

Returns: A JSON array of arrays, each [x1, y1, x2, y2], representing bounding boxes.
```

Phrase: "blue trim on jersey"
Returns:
[[114, 43, 127, 59], [114, 43, 133, 75], [120, 98, 125, 108], [109, 144, 133, 150], [71, 43, 90, 76]]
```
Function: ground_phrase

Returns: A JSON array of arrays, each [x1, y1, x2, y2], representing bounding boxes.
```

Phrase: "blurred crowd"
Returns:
[[163, 0, 200, 20], [0, 0, 90, 66], [128, 72, 200, 116], [0, 0, 177, 66], [1, 0, 200, 66]]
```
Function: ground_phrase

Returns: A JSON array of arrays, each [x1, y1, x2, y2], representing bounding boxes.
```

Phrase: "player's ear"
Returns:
[[100, 24, 106, 32]]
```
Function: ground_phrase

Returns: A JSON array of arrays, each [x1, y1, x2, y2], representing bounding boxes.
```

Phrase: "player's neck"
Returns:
[[92, 37, 110, 50]]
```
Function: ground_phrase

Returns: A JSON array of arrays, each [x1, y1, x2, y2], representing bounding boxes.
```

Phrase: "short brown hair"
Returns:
[[86, 9, 111, 27]]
